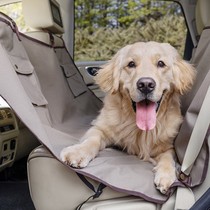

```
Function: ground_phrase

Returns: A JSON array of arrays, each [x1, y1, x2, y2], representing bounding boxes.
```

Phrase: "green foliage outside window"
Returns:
[[0, 1, 186, 62], [74, 0, 186, 61], [0, 2, 30, 32]]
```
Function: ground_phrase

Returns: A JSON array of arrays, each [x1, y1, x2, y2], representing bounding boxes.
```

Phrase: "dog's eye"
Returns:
[[157, 60, 166, 68], [128, 61, 136, 68]]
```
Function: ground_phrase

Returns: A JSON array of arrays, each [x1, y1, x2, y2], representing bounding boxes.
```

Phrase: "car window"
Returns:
[[0, 2, 30, 32], [74, 0, 187, 62]]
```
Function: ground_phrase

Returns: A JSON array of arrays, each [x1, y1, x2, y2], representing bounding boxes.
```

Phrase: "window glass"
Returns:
[[0, 2, 31, 32], [74, 0, 186, 61]]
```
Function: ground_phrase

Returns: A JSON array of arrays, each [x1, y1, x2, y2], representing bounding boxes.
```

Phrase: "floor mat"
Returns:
[[0, 157, 35, 210], [0, 181, 35, 210]]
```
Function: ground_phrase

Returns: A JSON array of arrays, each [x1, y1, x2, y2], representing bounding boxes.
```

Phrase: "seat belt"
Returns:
[[181, 85, 210, 176], [175, 187, 195, 210], [175, 85, 210, 210]]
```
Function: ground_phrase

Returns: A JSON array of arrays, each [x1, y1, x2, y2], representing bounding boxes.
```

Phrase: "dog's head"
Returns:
[[96, 42, 196, 131]]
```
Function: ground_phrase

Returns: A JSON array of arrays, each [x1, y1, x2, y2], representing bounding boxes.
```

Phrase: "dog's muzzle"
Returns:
[[132, 78, 165, 131]]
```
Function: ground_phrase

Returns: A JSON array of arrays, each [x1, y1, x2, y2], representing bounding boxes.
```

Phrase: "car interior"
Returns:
[[0, 0, 210, 209]]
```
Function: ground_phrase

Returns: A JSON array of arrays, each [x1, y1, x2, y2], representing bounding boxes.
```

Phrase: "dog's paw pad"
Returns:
[[154, 168, 176, 194], [60, 145, 92, 168], [154, 177, 173, 194]]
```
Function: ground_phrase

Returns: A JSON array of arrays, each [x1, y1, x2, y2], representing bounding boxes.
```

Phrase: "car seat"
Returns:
[[0, 0, 209, 209]]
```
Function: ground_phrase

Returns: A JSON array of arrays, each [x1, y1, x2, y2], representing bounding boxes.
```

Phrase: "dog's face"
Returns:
[[96, 42, 195, 131]]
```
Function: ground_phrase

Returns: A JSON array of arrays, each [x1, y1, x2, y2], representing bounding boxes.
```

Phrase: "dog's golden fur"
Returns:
[[61, 42, 195, 194]]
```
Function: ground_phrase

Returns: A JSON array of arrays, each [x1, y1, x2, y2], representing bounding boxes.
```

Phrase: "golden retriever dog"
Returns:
[[60, 41, 195, 194]]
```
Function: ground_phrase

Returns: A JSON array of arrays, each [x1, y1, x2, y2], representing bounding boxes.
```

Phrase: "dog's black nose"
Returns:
[[137, 77, 156, 95]]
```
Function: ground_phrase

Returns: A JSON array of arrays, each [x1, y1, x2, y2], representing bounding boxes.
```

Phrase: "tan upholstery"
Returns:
[[0, 0, 209, 209], [22, 0, 64, 34], [195, 0, 210, 35], [28, 146, 132, 210]]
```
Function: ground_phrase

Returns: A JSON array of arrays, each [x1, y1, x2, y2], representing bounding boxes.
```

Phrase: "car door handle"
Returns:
[[85, 66, 101, 76]]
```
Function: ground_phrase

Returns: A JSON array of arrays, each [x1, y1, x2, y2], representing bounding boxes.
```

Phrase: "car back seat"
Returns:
[[0, 2, 166, 209], [22, 0, 210, 208], [21, 0, 179, 205], [0, 0, 209, 209]]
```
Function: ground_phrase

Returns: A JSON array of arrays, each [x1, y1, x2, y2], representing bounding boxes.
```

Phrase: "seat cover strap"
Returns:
[[76, 173, 106, 210]]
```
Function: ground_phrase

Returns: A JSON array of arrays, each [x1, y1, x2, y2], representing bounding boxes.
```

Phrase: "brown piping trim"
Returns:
[[203, 26, 210, 30], [0, 12, 21, 41], [0, 11, 15, 23]]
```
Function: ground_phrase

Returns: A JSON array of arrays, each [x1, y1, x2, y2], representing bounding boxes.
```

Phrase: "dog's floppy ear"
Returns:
[[95, 45, 130, 94], [172, 59, 196, 95]]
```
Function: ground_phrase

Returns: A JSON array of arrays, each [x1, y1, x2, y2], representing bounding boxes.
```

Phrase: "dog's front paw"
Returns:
[[153, 166, 176, 194], [60, 144, 93, 168]]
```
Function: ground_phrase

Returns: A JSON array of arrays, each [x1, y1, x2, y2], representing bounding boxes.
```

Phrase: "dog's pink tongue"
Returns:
[[136, 101, 156, 131]]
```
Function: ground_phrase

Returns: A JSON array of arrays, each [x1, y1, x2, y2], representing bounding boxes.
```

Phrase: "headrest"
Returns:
[[195, 0, 210, 35], [22, 0, 64, 34]]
